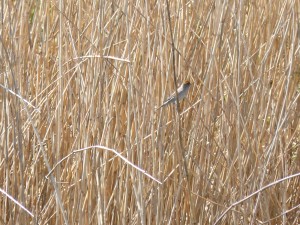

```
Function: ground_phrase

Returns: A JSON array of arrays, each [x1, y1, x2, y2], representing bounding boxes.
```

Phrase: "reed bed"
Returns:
[[0, 0, 299, 224]]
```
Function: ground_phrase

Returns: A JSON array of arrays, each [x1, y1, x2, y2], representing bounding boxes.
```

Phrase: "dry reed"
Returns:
[[0, 0, 299, 224]]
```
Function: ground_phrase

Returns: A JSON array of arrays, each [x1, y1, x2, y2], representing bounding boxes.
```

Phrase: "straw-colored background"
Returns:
[[1, 1, 299, 224]]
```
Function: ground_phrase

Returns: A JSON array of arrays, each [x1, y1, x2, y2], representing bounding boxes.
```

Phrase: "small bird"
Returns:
[[156, 80, 191, 109]]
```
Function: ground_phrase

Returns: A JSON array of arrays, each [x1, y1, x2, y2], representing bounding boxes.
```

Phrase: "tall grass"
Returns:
[[0, 0, 299, 224]]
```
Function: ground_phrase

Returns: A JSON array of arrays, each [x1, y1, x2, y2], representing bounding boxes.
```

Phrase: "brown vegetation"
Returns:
[[0, 1, 299, 224]]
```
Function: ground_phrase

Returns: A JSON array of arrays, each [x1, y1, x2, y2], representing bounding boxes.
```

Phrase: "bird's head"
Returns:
[[183, 80, 191, 88]]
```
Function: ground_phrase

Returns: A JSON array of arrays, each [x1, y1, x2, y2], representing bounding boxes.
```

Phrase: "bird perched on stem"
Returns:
[[156, 80, 191, 109]]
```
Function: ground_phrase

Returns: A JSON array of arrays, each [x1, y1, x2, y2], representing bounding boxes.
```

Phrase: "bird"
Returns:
[[156, 80, 191, 109]]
